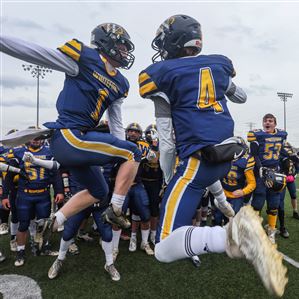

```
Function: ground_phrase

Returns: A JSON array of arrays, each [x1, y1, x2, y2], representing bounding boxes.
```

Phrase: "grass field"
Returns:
[[1, 183, 299, 299]]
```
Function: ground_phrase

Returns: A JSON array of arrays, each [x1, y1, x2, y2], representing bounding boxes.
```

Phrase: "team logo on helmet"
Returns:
[[91, 23, 135, 69]]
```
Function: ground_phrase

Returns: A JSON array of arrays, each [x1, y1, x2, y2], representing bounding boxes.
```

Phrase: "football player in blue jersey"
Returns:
[[280, 142, 299, 220], [4, 138, 64, 266], [0, 23, 141, 232], [277, 142, 299, 237], [215, 154, 256, 225], [1, 155, 23, 252], [142, 124, 163, 245], [23, 154, 121, 281], [112, 123, 155, 257], [247, 114, 288, 243], [139, 15, 287, 296], [0, 130, 19, 237]]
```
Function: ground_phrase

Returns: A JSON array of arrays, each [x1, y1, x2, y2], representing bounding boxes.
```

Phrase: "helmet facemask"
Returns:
[[91, 23, 135, 69]]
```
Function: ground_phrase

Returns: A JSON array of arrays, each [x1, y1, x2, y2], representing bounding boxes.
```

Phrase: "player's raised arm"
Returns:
[[22, 152, 60, 171], [0, 35, 79, 76]]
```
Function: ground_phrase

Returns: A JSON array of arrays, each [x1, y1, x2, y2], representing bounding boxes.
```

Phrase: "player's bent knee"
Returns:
[[154, 242, 170, 263], [89, 185, 109, 203], [100, 229, 112, 243]]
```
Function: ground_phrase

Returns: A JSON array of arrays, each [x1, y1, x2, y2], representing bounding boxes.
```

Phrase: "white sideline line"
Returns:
[[280, 252, 299, 269]]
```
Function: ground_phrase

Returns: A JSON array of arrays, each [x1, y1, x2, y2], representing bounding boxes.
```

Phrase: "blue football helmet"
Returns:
[[152, 14, 202, 62], [91, 23, 135, 69]]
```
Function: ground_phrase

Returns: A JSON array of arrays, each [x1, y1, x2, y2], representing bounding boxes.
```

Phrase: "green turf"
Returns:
[[1, 182, 299, 299]]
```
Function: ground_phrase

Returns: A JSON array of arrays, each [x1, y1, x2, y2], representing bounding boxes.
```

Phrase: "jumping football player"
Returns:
[[0, 23, 141, 233], [139, 15, 287, 297]]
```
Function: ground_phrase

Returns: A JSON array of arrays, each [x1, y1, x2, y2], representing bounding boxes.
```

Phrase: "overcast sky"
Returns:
[[1, 0, 299, 146]]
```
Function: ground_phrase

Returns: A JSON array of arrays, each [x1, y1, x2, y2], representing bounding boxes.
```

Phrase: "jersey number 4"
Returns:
[[197, 67, 224, 113]]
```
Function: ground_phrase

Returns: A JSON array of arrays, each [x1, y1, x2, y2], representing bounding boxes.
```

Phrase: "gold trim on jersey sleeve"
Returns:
[[58, 39, 82, 62], [247, 131, 256, 142]]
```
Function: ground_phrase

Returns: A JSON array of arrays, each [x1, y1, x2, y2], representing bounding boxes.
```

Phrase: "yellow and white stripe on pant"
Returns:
[[61, 129, 134, 161], [161, 156, 200, 240]]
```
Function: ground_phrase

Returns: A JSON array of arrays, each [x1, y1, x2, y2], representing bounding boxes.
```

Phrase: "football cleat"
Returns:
[[0, 223, 9, 235], [129, 237, 137, 252], [40, 249, 59, 256], [14, 250, 25, 267], [101, 205, 131, 229], [48, 258, 64, 279], [225, 206, 288, 297], [214, 200, 235, 218], [77, 231, 94, 242], [10, 237, 17, 252], [104, 264, 121, 281], [279, 227, 289, 239], [190, 255, 201, 268], [140, 242, 154, 256], [68, 242, 80, 255]]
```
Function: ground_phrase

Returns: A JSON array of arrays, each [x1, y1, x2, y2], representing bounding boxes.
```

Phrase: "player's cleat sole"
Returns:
[[226, 206, 288, 297], [104, 264, 120, 281], [101, 205, 131, 229], [48, 258, 64, 279]]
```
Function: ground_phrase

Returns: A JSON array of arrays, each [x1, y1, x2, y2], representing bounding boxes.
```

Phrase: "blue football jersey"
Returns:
[[8, 145, 55, 191], [44, 39, 129, 129], [139, 55, 235, 159], [247, 129, 287, 168], [222, 155, 255, 192]]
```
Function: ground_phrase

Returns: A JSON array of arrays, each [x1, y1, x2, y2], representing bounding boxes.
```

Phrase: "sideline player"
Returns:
[[0, 23, 141, 231], [247, 114, 288, 243], [139, 15, 287, 296], [4, 138, 64, 266], [215, 153, 256, 225]]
